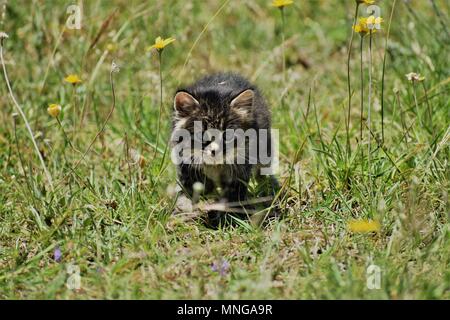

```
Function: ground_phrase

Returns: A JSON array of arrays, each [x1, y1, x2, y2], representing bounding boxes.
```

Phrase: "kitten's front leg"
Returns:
[[222, 179, 249, 203], [173, 164, 215, 216], [177, 164, 215, 198], [206, 170, 251, 228]]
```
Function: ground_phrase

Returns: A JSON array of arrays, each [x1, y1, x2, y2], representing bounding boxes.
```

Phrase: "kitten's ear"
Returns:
[[174, 91, 200, 115], [230, 89, 254, 109]]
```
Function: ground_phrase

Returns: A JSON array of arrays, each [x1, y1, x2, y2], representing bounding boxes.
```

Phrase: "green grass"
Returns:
[[0, 0, 449, 299]]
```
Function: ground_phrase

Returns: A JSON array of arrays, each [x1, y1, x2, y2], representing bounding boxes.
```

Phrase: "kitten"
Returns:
[[171, 73, 279, 227]]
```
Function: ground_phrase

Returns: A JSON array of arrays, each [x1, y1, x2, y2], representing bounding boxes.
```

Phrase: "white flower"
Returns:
[[405, 72, 425, 82], [111, 61, 120, 73]]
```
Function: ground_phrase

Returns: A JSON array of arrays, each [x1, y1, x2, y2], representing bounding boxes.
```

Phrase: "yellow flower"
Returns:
[[348, 219, 381, 233], [353, 17, 370, 35], [272, 0, 293, 8], [47, 104, 62, 118], [148, 36, 176, 51], [106, 43, 117, 52], [356, 0, 375, 4], [64, 74, 82, 85], [366, 15, 383, 29]]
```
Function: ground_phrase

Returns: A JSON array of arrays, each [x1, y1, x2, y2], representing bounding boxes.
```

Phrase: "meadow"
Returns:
[[0, 0, 449, 299]]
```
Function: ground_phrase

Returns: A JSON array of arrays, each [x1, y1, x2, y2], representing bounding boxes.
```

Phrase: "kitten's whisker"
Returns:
[[197, 203, 258, 214], [203, 196, 274, 210]]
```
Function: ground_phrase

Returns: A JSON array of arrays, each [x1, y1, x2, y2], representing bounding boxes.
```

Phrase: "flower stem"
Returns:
[[395, 91, 408, 146], [155, 51, 163, 155], [412, 82, 421, 126], [71, 85, 76, 133], [280, 7, 286, 85], [79, 92, 88, 132], [421, 81, 433, 132], [346, 3, 360, 157], [13, 115, 38, 208], [359, 34, 365, 178], [1, 37, 54, 191], [54, 66, 117, 189], [380, 0, 397, 144], [359, 35, 364, 145], [368, 31, 373, 203], [56, 117, 79, 154]]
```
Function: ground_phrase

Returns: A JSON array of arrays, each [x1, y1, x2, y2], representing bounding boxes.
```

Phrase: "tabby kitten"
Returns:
[[171, 73, 278, 227]]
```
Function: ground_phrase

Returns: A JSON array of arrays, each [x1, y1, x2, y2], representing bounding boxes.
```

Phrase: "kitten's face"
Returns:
[[172, 90, 254, 165]]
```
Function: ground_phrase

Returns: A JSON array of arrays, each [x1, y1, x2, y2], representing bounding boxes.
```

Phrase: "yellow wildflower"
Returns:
[[106, 43, 117, 52], [366, 15, 383, 30], [272, 0, 293, 8], [353, 17, 370, 35], [47, 104, 62, 118], [356, 0, 375, 4], [148, 36, 175, 51], [64, 74, 82, 85], [348, 219, 381, 233]]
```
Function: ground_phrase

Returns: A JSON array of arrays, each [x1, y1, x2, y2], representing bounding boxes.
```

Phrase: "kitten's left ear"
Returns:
[[174, 91, 200, 116], [230, 89, 254, 109]]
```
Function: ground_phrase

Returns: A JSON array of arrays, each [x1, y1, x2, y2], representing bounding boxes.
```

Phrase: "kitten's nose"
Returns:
[[207, 141, 220, 157]]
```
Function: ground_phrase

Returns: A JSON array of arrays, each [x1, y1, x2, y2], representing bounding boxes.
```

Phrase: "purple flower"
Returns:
[[54, 246, 62, 262], [211, 259, 230, 276]]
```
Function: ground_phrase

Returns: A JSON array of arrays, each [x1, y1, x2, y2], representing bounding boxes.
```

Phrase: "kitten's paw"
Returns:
[[172, 194, 193, 215], [204, 210, 226, 229]]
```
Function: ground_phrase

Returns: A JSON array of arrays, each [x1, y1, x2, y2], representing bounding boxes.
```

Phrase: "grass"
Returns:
[[0, 0, 449, 299]]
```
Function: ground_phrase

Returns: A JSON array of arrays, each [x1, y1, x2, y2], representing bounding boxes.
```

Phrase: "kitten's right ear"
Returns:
[[174, 91, 199, 116]]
